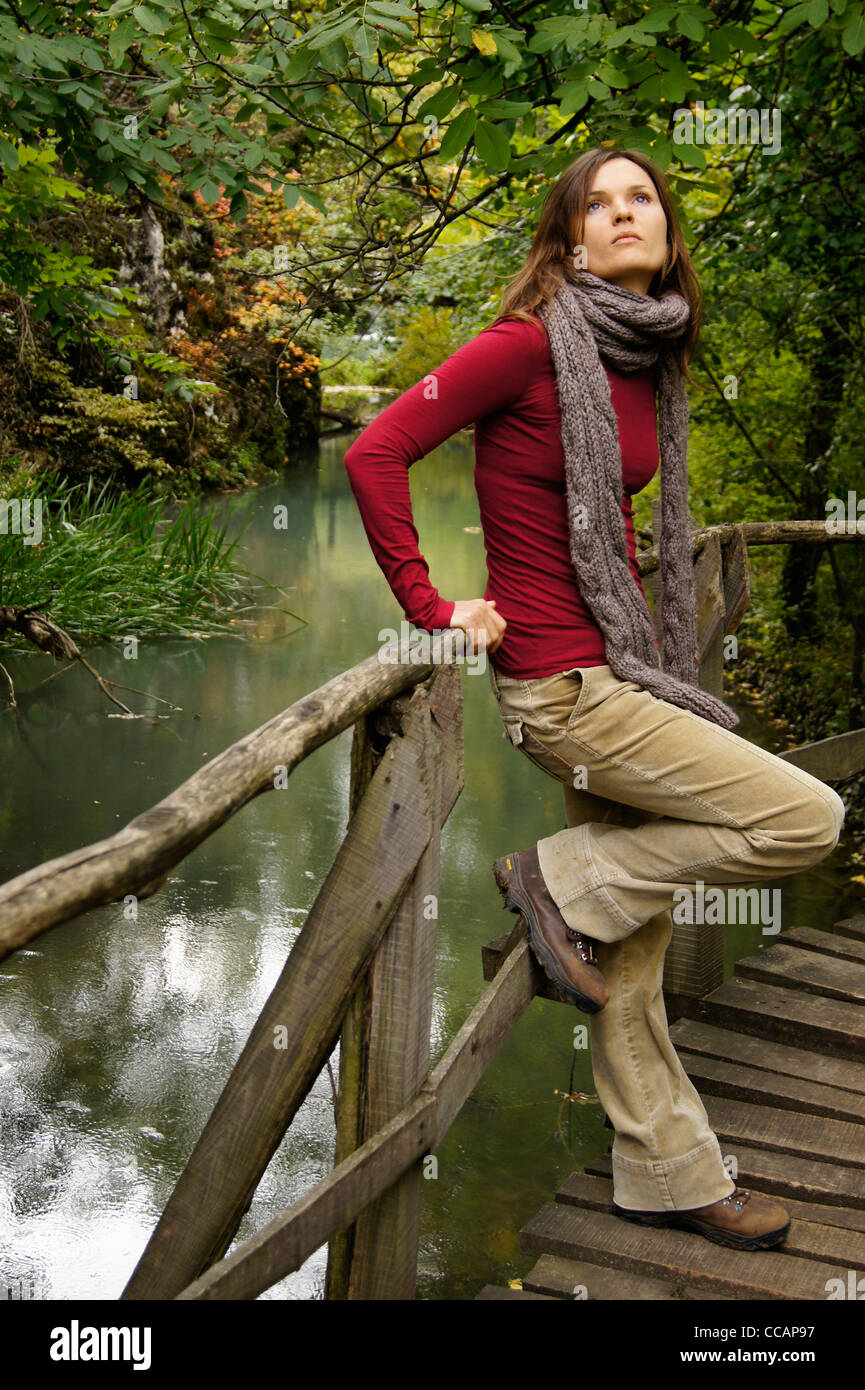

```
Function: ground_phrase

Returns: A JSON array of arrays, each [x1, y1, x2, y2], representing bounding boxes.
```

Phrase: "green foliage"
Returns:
[[0, 472, 273, 642], [374, 304, 464, 390]]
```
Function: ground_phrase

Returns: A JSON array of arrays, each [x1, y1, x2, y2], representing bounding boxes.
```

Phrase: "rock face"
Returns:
[[118, 202, 172, 334]]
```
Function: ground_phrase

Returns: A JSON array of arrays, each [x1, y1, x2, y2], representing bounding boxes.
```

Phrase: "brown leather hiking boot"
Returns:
[[492, 846, 609, 1013], [612, 1187, 791, 1250]]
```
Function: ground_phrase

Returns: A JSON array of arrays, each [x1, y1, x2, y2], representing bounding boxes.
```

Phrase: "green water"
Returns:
[[0, 432, 858, 1301]]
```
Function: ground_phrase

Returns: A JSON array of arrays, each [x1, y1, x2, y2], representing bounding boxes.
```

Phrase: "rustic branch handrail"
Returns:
[[0, 632, 470, 962], [638, 519, 865, 577]]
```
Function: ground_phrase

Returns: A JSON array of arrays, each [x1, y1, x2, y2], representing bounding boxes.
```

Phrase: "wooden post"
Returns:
[[121, 683, 444, 1300], [327, 663, 463, 1300]]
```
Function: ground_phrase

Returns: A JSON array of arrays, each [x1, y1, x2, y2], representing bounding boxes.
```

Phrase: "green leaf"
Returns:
[[437, 106, 476, 160], [842, 4, 865, 50], [132, 5, 165, 34], [493, 33, 523, 65], [776, 2, 811, 35], [474, 117, 510, 171], [456, 0, 493, 11], [558, 82, 589, 117], [108, 16, 138, 63], [0, 136, 19, 169], [153, 147, 181, 172], [417, 86, 461, 121], [676, 11, 705, 40], [299, 185, 326, 214], [353, 25, 377, 60], [528, 17, 586, 53], [282, 183, 300, 210], [596, 61, 629, 88], [606, 24, 657, 49], [586, 79, 610, 100], [635, 7, 678, 32], [807, 0, 829, 23], [477, 97, 533, 118], [676, 142, 706, 169]]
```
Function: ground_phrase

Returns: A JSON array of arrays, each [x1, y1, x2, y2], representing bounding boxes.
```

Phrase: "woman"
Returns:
[[343, 146, 845, 1253]]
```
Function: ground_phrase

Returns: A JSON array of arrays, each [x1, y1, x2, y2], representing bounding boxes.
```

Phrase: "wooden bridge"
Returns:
[[478, 911, 865, 1301], [0, 518, 864, 1300]]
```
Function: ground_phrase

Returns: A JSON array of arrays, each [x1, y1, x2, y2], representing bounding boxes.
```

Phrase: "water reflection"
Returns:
[[0, 431, 858, 1300]]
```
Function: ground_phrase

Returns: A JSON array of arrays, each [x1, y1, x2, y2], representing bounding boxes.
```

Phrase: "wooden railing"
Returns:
[[1, 521, 864, 1300]]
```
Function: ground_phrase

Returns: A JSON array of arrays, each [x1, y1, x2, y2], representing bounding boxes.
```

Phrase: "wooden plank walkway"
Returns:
[[477, 913, 865, 1301]]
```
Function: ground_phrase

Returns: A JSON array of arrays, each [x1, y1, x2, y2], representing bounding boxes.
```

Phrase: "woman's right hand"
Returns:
[[448, 598, 507, 655]]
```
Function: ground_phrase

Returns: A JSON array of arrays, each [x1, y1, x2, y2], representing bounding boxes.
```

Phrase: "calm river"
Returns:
[[0, 429, 858, 1300]]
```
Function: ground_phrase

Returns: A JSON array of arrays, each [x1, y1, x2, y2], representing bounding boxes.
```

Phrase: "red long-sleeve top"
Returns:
[[343, 313, 660, 679]]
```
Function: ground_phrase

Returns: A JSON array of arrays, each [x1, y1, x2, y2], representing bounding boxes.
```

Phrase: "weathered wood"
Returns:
[[174, 917, 538, 1299], [668, 1017, 865, 1096], [122, 685, 440, 1300], [836, 914, 865, 943], [474, 1285, 558, 1300], [777, 728, 865, 781], [586, 1146, 865, 1213], [693, 531, 726, 681], [734, 942, 865, 1006], [344, 676, 456, 1299], [555, 1172, 865, 1273], [522, 1252, 684, 1300], [520, 1202, 840, 1300], [779, 924, 865, 966], [702, 1095, 865, 1170], [675, 1048, 865, 1125], [327, 665, 462, 1299], [0, 632, 469, 961], [324, 710, 380, 1302], [721, 523, 751, 633], [558, 1170, 865, 1237], [175, 1095, 437, 1301], [638, 518, 865, 579], [694, 975, 865, 1061]]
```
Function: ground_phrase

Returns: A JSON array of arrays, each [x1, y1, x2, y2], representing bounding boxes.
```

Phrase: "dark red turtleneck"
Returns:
[[343, 313, 659, 678]]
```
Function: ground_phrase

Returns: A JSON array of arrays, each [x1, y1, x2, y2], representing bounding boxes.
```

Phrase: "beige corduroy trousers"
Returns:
[[488, 659, 845, 1211]]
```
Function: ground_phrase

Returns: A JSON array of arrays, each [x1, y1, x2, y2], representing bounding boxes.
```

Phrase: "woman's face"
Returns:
[[572, 157, 669, 295]]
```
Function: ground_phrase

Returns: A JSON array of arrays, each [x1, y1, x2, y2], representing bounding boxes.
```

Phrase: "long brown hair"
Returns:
[[496, 146, 703, 383]]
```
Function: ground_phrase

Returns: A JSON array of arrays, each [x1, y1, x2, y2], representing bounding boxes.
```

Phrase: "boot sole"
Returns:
[[612, 1202, 791, 1250], [493, 855, 604, 1014]]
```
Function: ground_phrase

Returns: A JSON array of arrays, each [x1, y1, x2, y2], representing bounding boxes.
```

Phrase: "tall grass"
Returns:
[[0, 474, 281, 642]]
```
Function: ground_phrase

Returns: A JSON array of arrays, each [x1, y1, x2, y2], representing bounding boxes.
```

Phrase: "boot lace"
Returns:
[[566, 926, 598, 965], [720, 1188, 751, 1213]]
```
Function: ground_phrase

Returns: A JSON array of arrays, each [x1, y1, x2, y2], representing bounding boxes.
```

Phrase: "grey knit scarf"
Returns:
[[538, 267, 738, 730]]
